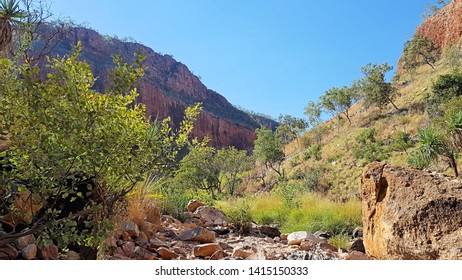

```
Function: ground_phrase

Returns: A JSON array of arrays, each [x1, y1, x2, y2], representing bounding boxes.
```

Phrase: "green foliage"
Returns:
[[0, 45, 200, 248], [221, 201, 253, 234], [403, 34, 438, 71], [445, 46, 462, 70], [427, 71, 462, 117], [303, 101, 322, 129], [390, 131, 413, 154], [254, 127, 285, 177], [356, 62, 398, 110], [319, 86, 358, 125], [215, 147, 252, 196], [173, 141, 221, 199], [353, 128, 390, 163], [276, 114, 308, 143]]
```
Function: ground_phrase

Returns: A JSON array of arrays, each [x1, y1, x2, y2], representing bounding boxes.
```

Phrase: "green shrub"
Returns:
[[225, 202, 253, 234], [353, 128, 390, 163]]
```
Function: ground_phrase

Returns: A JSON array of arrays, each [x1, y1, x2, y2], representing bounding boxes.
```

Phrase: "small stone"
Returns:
[[122, 241, 136, 256], [274, 237, 281, 242], [232, 248, 254, 259], [157, 247, 179, 260], [178, 227, 216, 243], [193, 243, 222, 257], [38, 244, 59, 260], [259, 225, 281, 238], [210, 249, 225, 260], [105, 237, 118, 248], [121, 222, 140, 238], [287, 231, 324, 246], [352, 227, 363, 239], [66, 251, 80, 261], [141, 221, 158, 238], [16, 234, 36, 250], [186, 199, 205, 212], [280, 233, 289, 240], [350, 238, 365, 253], [345, 251, 370, 260], [0, 244, 19, 260], [21, 244, 37, 260], [264, 237, 274, 243], [134, 246, 156, 260], [207, 226, 230, 235], [162, 215, 181, 225], [219, 242, 232, 250]]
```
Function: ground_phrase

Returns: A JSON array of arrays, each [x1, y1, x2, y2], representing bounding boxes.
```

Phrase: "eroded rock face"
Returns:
[[397, 0, 462, 74], [41, 27, 278, 150], [361, 163, 462, 260]]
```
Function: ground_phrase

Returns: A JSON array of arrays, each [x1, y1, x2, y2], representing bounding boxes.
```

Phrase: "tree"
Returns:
[[426, 71, 462, 118], [276, 114, 308, 143], [304, 101, 322, 129], [173, 142, 221, 199], [403, 34, 438, 71], [319, 86, 358, 125], [253, 128, 285, 178], [357, 62, 398, 110], [0, 0, 26, 53], [0, 45, 201, 248], [216, 147, 252, 196]]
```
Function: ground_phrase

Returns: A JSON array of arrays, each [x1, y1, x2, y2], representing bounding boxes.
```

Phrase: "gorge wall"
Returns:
[[49, 27, 277, 150]]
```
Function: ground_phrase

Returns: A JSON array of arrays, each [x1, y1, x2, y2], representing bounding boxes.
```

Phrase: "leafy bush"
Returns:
[[0, 45, 200, 248], [223, 202, 253, 234], [352, 128, 390, 163]]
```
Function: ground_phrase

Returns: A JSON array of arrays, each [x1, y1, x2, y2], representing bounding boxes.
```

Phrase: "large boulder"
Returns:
[[178, 227, 216, 244], [361, 163, 462, 260]]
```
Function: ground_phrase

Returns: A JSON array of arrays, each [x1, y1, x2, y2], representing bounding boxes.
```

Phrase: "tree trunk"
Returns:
[[0, 20, 12, 54]]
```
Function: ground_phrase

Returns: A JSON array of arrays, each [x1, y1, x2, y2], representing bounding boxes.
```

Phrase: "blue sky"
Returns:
[[50, 0, 429, 119]]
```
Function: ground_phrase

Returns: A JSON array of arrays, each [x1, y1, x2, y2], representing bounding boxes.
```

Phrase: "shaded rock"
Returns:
[[162, 215, 181, 225], [350, 238, 365, 253], [16, 234, 36, 250], [362, 163, 462, 259], [264, 237, 274, 243], [121, 222, 140, 238], [314, 231, 332, 240], [38, 244, 59, 260], [258, 225, 281, 238], [21, 244, 37, 260], [352, 227, 363, 239], [194, 206, 227, 227], [140, 221, 158, 238], [207, 226, 230, 235], [193, 243, 222, 257], [344, 251, 371, 260], [178, 227, 216, 244], [210, 249, 225, 260], [122, 241, 136, 256], [157, 247, 179, 260], [66, 251, 80, 261], [186, 199, 205, 212], [219, 242, 232, 250], [134, 246, 156, 260], [0, 244, 19, 260]]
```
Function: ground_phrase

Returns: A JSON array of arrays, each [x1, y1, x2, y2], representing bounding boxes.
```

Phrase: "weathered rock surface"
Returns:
[[193, 206, 227, 227], [186, 199, 205, 212], [193, 243, 222, 257], [362, 163, 462, 260], [21, 244, 37, 260], [178, 227, 216, 244]]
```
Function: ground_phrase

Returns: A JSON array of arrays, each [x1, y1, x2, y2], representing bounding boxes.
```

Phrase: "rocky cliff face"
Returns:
[[397, 0, 462, 73], [361, 163, 462, 260], [48, 27, 277, 150]]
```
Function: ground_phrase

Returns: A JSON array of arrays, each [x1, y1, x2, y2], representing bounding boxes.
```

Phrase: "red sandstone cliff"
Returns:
[[49, 27, 276, 150], [397, 0, 462, 73]]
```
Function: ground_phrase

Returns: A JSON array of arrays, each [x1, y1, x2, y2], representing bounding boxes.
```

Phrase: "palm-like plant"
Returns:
[[0, 0, 26, 54], [417, 127, 458, 177]]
